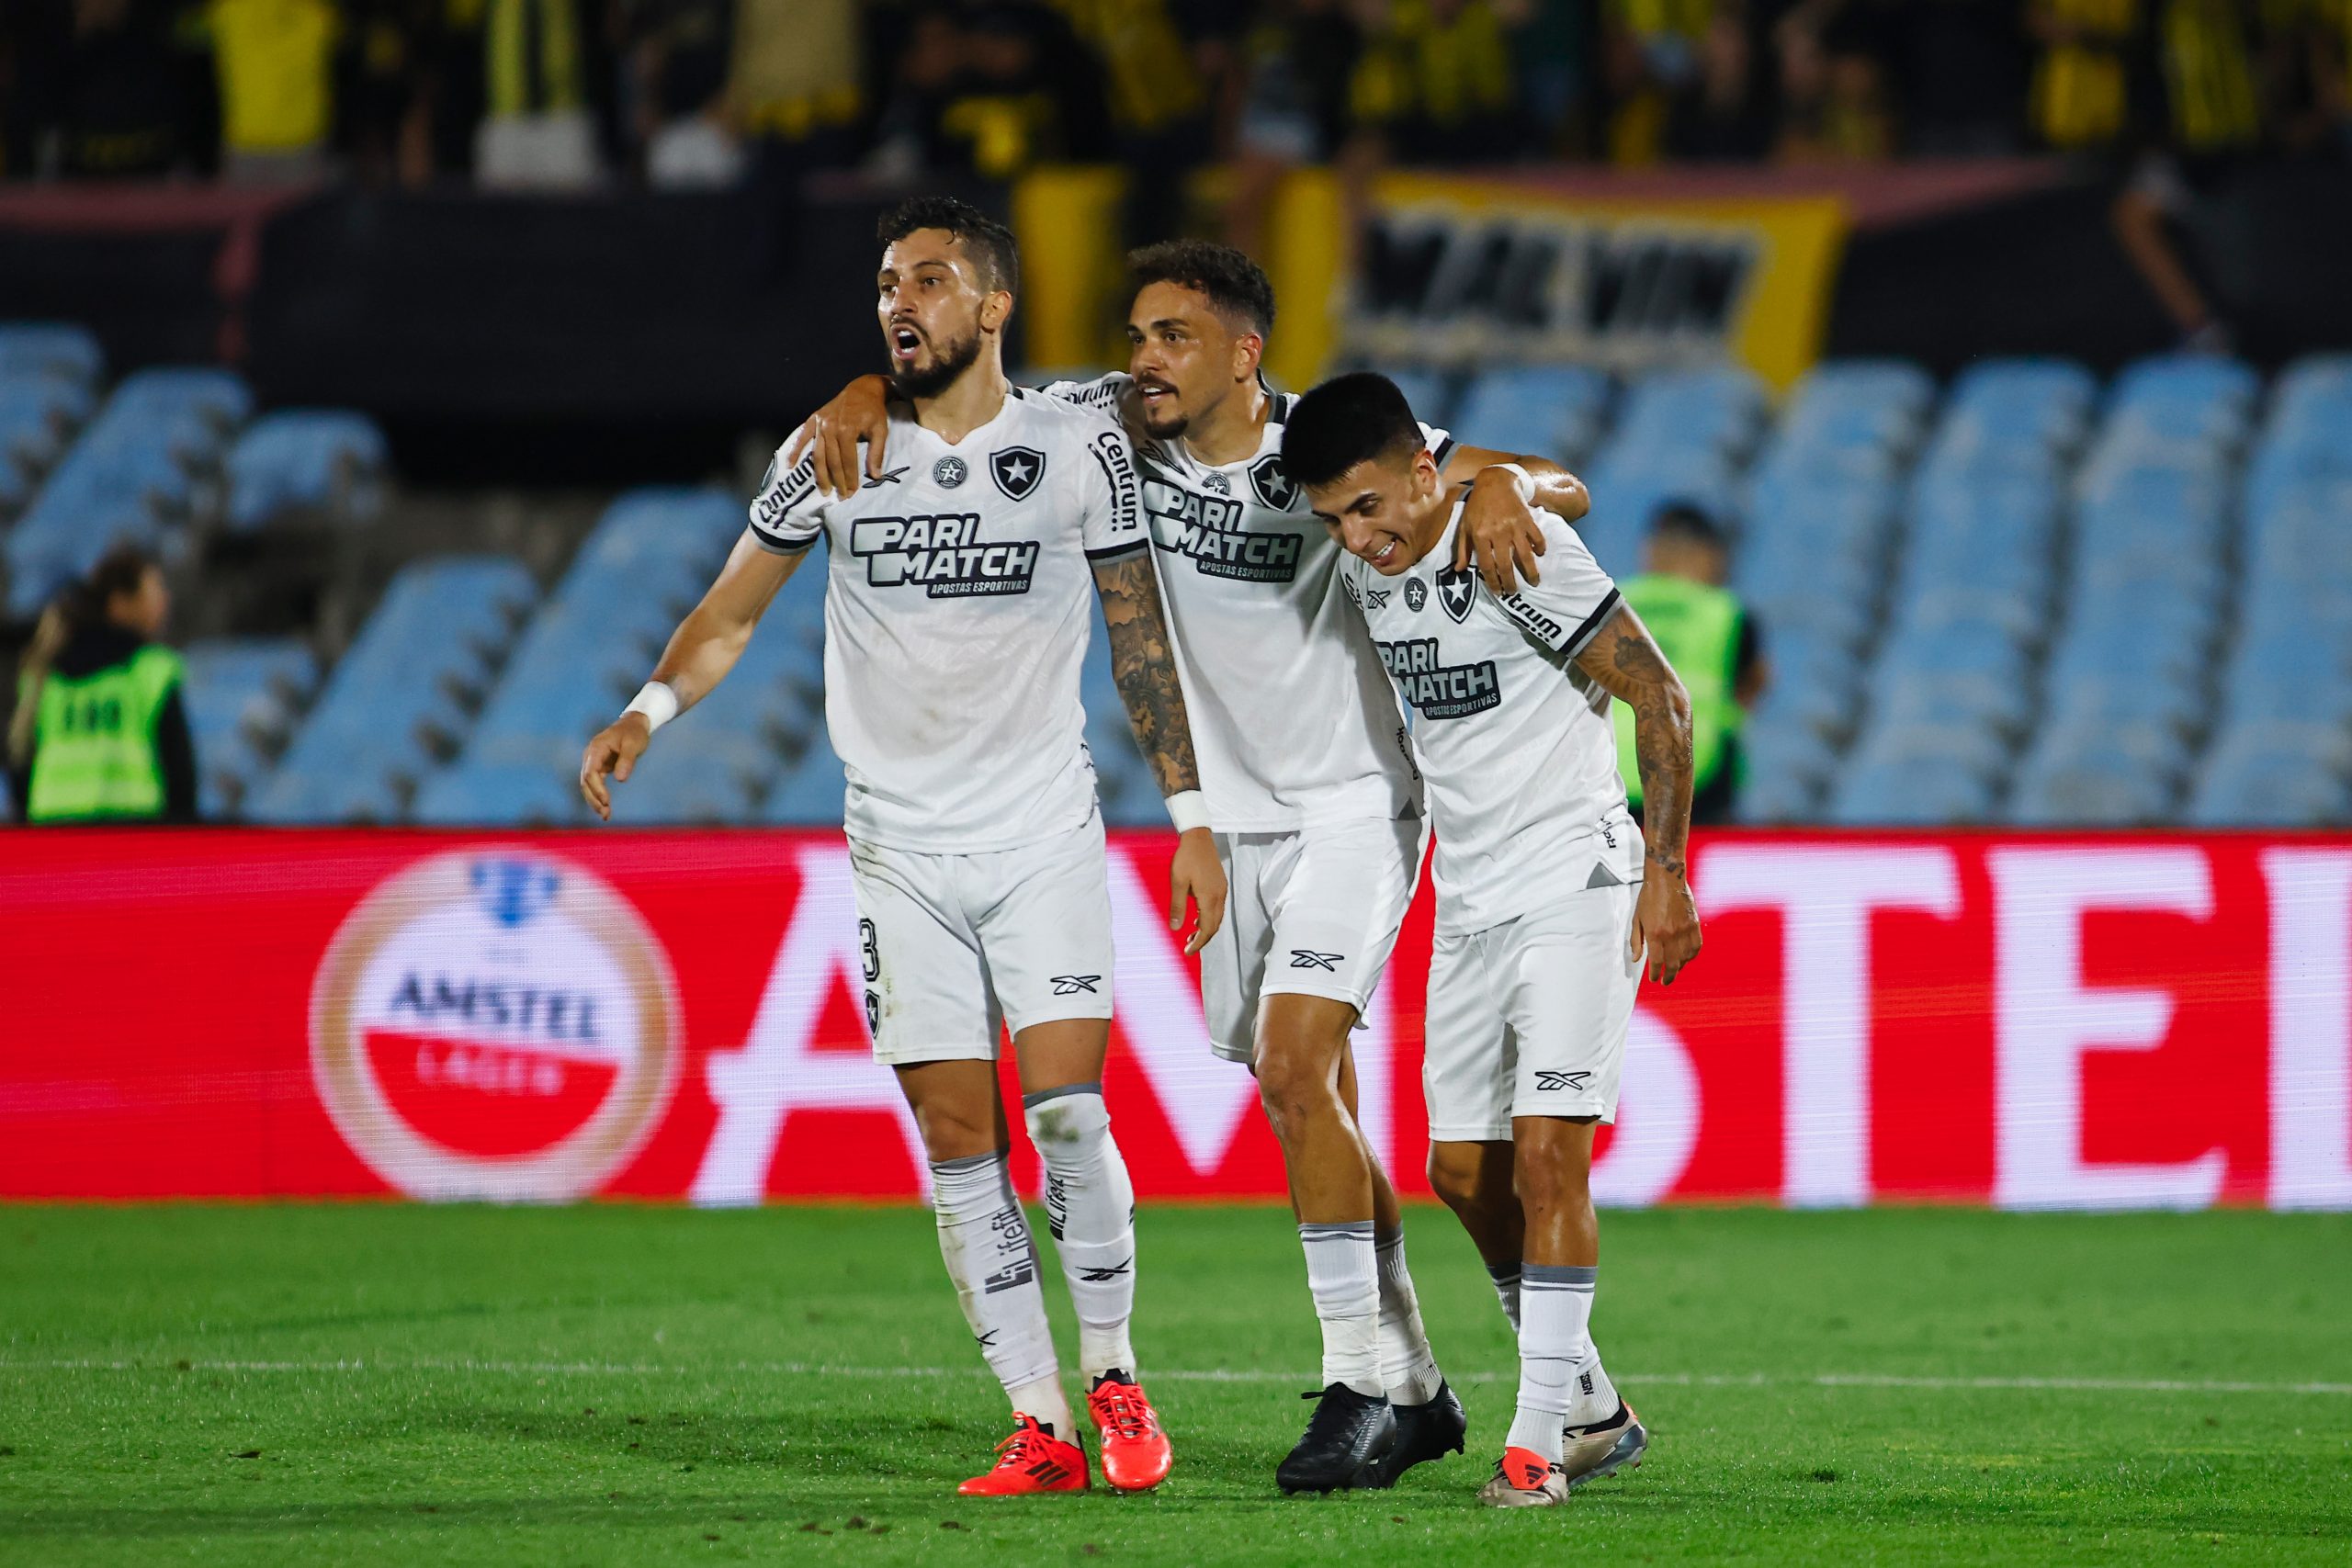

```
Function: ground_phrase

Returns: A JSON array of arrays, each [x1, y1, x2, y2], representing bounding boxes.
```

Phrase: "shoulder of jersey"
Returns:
[[1013, 384, 1125, 438]]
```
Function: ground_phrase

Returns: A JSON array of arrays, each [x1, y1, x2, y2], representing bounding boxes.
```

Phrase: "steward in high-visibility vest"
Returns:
[[7, 546, 198, 824], [1611, 504, 1764, 826]]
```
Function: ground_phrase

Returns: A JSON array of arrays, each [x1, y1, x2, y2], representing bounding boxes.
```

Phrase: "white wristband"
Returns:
[[1165, 790, 1211, 834], [623, 681, 680, 734], [1487, 461, 1535, 502]]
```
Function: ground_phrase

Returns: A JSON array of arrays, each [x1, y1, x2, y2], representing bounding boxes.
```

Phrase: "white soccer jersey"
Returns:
[[1338, 503, 1634, 936], [1041, 372, 1445, 832], [749, 389, 1147, 852]]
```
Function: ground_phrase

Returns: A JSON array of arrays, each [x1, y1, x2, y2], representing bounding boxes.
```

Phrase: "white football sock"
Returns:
[[1374, 1229, 1445, 1404], [1023, 1083, 1137, 1382], [1487, 1260, 1523, 1333], [1506, 1263, 1607, 1461], [930, 1151, 1072, 1437], [1299, 1221, 1383, 1398]]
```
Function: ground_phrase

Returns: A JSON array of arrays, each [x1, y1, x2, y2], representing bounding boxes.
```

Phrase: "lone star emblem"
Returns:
[[990, 445, 1047, 502], [1249, 454, 1297, 511]]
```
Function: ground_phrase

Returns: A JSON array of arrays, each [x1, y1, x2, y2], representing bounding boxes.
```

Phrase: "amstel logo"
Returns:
[[311, 849, 680, 1201]]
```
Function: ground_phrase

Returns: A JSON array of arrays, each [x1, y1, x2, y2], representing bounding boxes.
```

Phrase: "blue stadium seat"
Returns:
[[413, 761, 590, 826], [762, 728, 849, 825], [224, 411, 390, 532], [2186, 722, 2352, 827], [1450, 365, 1612, 463], [0, 322, 104, 386]]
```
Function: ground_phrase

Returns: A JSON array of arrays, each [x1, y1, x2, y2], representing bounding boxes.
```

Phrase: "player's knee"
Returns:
[[1429, 1140, 1511, 1214], [1021, 1084, 1109, 1169], [1511, 1122, 1594, 1213], [911, 1100, 1000, 1164], [1253, 1047, 1337, 1143]]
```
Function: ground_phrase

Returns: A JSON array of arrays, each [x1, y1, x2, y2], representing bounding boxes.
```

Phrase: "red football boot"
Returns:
[[956, 1415, 1091, 1496], [1085, 1372, 1173, 1492]]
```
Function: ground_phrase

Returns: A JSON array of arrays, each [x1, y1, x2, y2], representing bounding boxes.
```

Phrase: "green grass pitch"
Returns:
[[2, 1203, 2347, 1565]]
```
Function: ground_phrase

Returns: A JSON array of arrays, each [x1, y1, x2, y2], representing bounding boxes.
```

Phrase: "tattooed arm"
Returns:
[[1092, 549, 1227, 953], [1573, 603, 1703, 983]]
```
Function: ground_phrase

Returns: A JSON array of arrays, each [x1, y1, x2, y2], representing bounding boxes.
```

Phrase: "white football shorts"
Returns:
[[1199, 814, 1428, 1065], [1422, 878, 1643, 1140], [847, 810, 1115, 1066]]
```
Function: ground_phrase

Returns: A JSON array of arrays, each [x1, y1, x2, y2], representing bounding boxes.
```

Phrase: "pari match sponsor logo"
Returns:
[[851, 513, 1040, 596], [1376, 636, 1501, 719], [1142, 471, 1303, 583], [311, 850, 681, 1201]]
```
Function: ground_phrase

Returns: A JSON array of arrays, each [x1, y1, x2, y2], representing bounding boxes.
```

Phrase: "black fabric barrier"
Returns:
[[1828, 161, 2352, 375]]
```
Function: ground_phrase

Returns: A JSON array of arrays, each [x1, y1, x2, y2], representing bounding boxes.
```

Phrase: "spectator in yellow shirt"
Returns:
[[207, 0, 340, 181]]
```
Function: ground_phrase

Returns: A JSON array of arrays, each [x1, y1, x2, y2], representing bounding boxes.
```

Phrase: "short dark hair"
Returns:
[[876, 196, 1020, 297], [1281, 371, 1425, 491], [1650, 500, 1726, 548], [1126, 240, 1276, 336]]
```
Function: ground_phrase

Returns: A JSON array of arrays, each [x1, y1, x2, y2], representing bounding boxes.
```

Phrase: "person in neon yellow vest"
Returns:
[[1611, 502, 1765, 825], [8, 545, 198, 824]]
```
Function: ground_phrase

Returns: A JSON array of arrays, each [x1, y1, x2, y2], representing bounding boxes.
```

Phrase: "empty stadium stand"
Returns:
[[5, 318, 2346, 829]]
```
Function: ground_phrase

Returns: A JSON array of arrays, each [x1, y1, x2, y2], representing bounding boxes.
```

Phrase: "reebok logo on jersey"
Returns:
[[1050, 974, 1102, 995], [862, 465, 910, 489], [1377, 637, 1502, 719], [1249, 454, 1298, 511], [1289, 949, 1345, 971], [1362, 587, 1391, 609], [851, 513, 1039, 596], [1534, 1070, 1592, 1093], [990, 446, 1046, 501], [1144, 478, 1301, 582], [1436, 565, 1477, 623]]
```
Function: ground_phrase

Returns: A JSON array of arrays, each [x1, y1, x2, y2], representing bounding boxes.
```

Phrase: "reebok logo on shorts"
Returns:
[[1050, 974, 1102, 996], [1289, 949, 1345, 971], [1535, 1069, 1593, 1092]]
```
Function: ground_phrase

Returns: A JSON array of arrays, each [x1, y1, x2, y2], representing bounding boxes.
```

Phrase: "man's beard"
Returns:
[[887, 327, 983, 400], [1137, 396, 1189, 439]]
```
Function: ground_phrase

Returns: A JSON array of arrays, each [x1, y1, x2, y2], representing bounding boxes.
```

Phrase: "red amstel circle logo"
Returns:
[[311, 849, 680, 1201]]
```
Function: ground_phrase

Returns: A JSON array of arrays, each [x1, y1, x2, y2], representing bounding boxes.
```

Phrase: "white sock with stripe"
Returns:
[[1506, 1264, 1608, 1462], [1374, 1229, 1445, 1404], [930, 1151, 1072, 1438], [1299, 1221, 1384, 1397], [1487, 1260, 1524, 1334]]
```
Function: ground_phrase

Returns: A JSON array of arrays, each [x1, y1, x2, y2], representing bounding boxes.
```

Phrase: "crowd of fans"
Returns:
[[2, 1, 2346, 189]]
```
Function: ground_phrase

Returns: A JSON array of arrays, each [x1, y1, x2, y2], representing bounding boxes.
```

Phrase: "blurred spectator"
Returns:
[[1668, 0, 1771, 157], [205, 0, 342, 182], [1502, 0, 1598, 155], [337, 0, 437, 185], [1351, 0, 1521, 164], [1611, 502, 1764, 827], [724, 0, 862, 177], [1224, 0, 1368, 258], [36, 0, 211, 178], [867, 2, 1107, 182], [1048, 0, 1227, 243], [2027, 0, 2142, 152], [475, 0, 600, 186], [1773, 0, 1894, 161], [8, 545, 198, 826], [1602, 0, 1713, 164], [624, 0, 741, 186]]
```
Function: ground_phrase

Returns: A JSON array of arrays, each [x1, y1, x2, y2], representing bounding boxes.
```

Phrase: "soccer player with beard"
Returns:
[[1287, 370, 1702, 1508], [581, 197, 1226, 1497], [790, 243, 1593, 1494]]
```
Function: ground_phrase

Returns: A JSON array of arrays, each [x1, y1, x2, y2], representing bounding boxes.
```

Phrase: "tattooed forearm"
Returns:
[[1574, 608, 1695, 875], [1092, 552, 1201, 795]]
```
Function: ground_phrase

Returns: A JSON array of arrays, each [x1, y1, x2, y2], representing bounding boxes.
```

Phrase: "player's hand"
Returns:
[[786, 375, 893, 498], [1629, 859, 1702, 985], [1168, 825, 1227, 958], [1455, 468, 1547, 595], [579, 714, 652, 822]]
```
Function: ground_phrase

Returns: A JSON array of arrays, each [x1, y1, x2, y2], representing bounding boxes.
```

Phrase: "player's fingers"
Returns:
[[614, 750, 635, 783], [1452, 524, 1473, 574], [1516, 533, 1544, 587], [821, 422, 854, 498], [786, 423, 812, 464], [1168, 874, 1188, 933], [865, 413, 891, 483], [1188, 886, 1227, 955]]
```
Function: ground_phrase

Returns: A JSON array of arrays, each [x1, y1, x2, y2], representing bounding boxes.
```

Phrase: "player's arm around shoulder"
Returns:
[[786, 377, 894, 496], [1440, 442, 1593, 596], [579, 520, 805, 822], [1571, 603, 1702, 985]]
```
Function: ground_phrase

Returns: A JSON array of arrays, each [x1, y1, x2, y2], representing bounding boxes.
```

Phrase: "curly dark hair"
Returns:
[[1126, 240, 1276, 336], [876, 196, 1020, 297]]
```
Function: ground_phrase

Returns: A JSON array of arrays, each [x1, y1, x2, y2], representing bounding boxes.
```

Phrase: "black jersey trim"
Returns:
[[1559, 589, 1624, 659], [1430, 434, 1458, 468], [749, 525, 820, 556], [1085, 537, 1151, 562]]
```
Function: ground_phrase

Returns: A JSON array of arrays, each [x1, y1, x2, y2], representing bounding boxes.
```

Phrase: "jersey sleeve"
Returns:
[[1077, 418, 1148, 560], [746, 429, 826, 554], [1497, 512, 1622, 660], [1418, 422, 1455, 468], [1037, 371, 1133, 418]]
